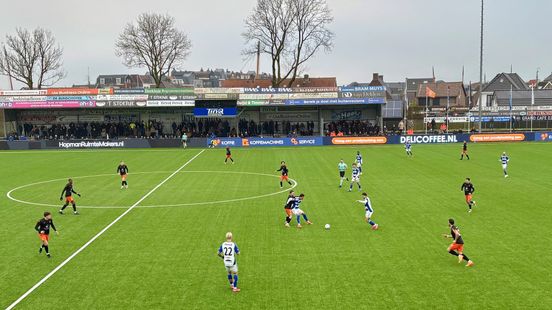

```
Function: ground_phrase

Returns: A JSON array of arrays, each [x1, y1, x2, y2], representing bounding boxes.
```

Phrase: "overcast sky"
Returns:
[[0, 0, 549, 89]]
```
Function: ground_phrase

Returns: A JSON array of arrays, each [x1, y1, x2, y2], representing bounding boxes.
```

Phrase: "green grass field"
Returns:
[[1, 143, 551, 309]]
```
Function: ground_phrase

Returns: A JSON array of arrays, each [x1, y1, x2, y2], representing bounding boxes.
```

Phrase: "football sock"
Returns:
[[44, 245, 49, 254], [448, 250, 459, 256], [460, 155, 463, 159], [61, 204, 67, 211], [288, 181, 292, 185], [302, 214, 308, 221], [462, 254, 470, 261], [227, 274, 233, 284], [368, 220, 375, 226], [280, 182, 283, 187], [72, 204, 77, 212], [339, 179, 344, 186], [230, 158, 234, 162], [286, 216, 292, 224], [296, 215, 301, 224], [357, 183, 362, 189], [233, 275, 238, 288], [349, 184, 353, 190], [466, 155, 470, 160]]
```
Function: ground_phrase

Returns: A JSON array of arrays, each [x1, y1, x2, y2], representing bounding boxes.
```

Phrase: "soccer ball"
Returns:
[[324, 224, 331, 230]]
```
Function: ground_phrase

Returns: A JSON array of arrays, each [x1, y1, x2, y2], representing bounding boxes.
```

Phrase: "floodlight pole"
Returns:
[[530, 85, 534, 132], [477, 0, 484, 132]]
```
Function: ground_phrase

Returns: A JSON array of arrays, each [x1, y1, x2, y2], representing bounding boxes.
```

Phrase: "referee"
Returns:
[[338, 159, 348, 188]]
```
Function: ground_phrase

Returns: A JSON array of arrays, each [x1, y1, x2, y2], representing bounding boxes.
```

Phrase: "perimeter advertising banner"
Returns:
[[0, 90, 47, 96], [329, 136, 388, 145], [146, 100, 195, 107], [208, 137, 323, 147], [469, 133, 526, 142], [46, 88, 113, 95], [534, 132, 552, 142], [144, 88, 194, 95], [0, 101, 96, 109], [113, 88, 146, 94], [285, 98, 385, 105]]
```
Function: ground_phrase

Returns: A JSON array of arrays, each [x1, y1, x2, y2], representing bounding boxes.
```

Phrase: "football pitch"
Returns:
[[1, 143, 551, 309]]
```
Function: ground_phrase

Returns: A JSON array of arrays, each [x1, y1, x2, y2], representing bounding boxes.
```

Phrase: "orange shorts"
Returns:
[[285, 209, 292, 216], [121, 174, 127, 181], [280, 175, 289, 181], [226, 154, 232, 159], [465, 194, 472, 203], [449, 243, 464, 253], [38, 233, 49, 242], [65, 196, 74, 203]]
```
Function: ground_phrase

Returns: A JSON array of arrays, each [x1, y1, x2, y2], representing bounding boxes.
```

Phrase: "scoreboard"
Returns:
[[194, 100, 238, 118]]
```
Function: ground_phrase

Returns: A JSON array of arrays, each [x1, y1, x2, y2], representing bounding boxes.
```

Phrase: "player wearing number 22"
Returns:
[[218, 232, 241, 292]]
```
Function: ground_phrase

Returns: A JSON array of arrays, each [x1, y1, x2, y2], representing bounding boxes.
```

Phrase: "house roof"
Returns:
[[482, 73, 528, 92], [543, 73, 552, 82], [221, 77, 337, 88], [385, 82, 406, 94], [97, 74, 129, 80], [494, 90, 552, 106], [416, 82, 466, 99], [406, 77, 435, 92]]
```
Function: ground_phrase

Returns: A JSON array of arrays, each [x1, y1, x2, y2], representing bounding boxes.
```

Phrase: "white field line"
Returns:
[[6, 171, 297, 209], [5, 149, 204, 310]]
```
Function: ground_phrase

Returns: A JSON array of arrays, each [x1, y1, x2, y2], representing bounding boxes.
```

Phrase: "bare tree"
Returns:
[[0, 28, 65, 89], [115, 13, 192, 88], [243, 0, 333, 88]]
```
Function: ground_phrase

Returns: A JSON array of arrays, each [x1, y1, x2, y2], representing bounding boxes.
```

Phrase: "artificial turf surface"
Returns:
[[1, 143, 551, 309]]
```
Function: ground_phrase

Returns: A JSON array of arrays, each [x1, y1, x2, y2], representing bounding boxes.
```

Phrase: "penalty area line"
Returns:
[[5, 149, 205, 310]]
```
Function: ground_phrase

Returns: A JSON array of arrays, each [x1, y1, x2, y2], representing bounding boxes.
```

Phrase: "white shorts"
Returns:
[[502, 164, 508, 170], [225, 264, 238, 273], [365, 211, 373, 219], [406, 148, 411, 152], [292, 208, 304, 216], [351, 176, 360, 182]]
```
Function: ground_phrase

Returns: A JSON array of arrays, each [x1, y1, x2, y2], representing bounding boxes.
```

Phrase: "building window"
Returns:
[[486, 94, 493, 106], [116, 78, 122, 84], [99, 78, 105, 85]]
